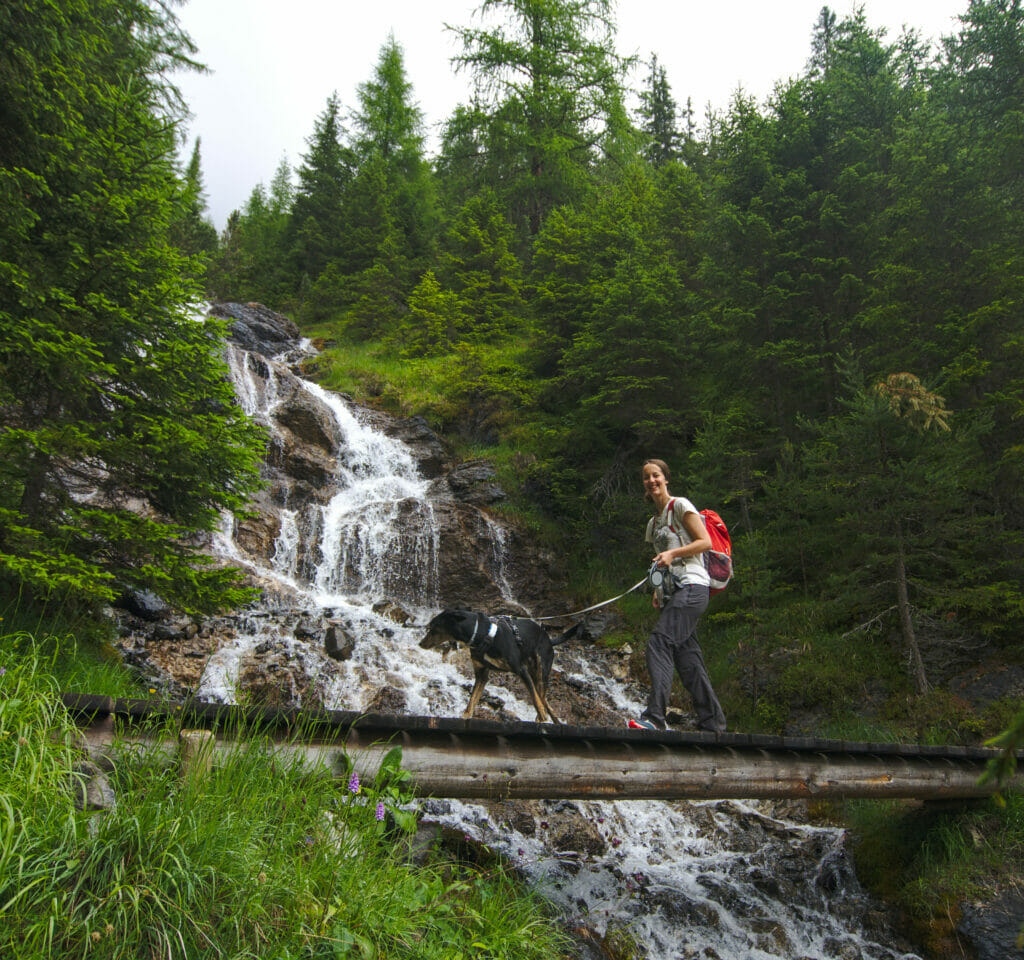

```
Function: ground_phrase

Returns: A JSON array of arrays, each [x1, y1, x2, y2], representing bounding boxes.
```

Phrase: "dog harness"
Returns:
[[469, 615, 520, 649]]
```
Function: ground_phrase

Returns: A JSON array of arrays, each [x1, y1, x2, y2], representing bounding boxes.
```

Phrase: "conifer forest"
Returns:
[[2, 0, 1024, 734], [3, 2, 1024, 956]]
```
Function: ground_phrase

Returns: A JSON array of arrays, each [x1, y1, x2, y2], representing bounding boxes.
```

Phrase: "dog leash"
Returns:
[[531, 576, 649, 622], [405, 576, 649, 629]]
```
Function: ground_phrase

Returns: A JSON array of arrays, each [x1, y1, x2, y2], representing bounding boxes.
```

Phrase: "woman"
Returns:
[[629, 459, 726, 733]]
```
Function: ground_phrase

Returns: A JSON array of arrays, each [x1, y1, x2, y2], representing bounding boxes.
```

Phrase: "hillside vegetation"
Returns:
[[1, 0, 1022, 956]]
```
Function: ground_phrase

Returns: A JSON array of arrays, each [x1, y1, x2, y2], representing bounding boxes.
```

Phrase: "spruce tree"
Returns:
[[639, 54, 680, 166], [438, 190, 526, 340], [0, 0, 264, 612], [172, 138, 219, 260], [290, 93, 355, 289]]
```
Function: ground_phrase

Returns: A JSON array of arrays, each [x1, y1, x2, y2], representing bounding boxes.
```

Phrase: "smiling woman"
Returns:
[[630, 458, 726, 734]]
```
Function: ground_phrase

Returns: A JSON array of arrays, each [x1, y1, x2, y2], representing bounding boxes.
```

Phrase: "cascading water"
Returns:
[[191, 315, 921, 960]]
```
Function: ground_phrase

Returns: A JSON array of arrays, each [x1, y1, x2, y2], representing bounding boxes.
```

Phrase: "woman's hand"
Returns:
[[653, 549, 676, 568]]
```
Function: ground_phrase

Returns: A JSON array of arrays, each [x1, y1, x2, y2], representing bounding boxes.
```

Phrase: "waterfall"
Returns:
[[181, 320, 921, 960]]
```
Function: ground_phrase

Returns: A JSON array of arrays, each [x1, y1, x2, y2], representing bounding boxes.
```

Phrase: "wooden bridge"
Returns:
[[63, 693, 1021, 802]]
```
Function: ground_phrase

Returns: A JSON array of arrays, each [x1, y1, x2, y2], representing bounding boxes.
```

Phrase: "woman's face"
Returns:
[[642, 463, 668, 499]]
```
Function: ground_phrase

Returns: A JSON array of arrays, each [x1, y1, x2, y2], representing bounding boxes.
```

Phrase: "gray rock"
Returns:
[[381, 415, 450, 478], [213, 301, 300, 356], [69, 761, 115, 811], [447, 459, 507, 505], [325, 623, 355, 662], [958, 891, 1024, 960], [117, 588, 170, 621]]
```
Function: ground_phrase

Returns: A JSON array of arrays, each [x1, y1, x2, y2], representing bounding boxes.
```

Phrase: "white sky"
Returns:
[[174, 0, 969, 228]]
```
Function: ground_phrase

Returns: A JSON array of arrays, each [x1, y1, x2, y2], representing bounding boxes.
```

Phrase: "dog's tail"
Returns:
[[549, 621, 587, 646]]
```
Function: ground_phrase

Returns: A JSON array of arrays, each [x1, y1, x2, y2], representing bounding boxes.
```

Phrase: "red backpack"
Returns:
[[668, 499, 734, 595]]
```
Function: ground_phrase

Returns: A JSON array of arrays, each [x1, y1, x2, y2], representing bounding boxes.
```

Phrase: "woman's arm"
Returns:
[[652, 510, 711, 568]]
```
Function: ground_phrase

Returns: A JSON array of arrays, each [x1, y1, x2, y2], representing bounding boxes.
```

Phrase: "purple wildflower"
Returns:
[[375, 801, 385, 821], [0, 667, 6, 676], [348, 772, 360, 794]]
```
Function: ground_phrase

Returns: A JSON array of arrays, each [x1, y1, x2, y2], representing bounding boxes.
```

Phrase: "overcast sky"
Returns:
[[174, 0, 970, 228]]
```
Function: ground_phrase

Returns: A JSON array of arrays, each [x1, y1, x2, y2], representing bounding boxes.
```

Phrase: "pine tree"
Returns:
[[172, 138, 219, 260], [350, 34, 437, 274], [390, 271, 470, 357], [290, 93, 355, 288], [0, 0, 265, 612], [793, 371, 1000, 692]]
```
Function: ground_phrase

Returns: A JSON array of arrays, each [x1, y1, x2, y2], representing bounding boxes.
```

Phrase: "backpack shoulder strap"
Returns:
[[666, 497, 678, 533]]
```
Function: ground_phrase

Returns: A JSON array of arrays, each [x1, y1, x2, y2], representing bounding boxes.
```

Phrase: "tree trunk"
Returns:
[[895, 526, 928, 694]]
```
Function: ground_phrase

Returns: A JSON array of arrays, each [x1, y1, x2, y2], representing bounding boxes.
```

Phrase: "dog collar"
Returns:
[[469, 616, 498, 646]]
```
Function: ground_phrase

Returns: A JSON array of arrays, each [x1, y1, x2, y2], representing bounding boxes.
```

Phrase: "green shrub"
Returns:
[[0, 644, 571, 959]]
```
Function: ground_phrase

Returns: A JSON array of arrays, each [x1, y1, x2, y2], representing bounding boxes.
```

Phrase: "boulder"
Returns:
[[958, 891, 1024, 960], [117, 588, 170, 622], [325, 623, 355, 661], [381, 415, 450, 478], [213, 301, 300, 356], [447, 459, 506, 506], [270, 372, 343, 454]]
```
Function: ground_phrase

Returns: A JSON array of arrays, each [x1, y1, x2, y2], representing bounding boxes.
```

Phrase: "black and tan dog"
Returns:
[[419, 609, 581, 724]]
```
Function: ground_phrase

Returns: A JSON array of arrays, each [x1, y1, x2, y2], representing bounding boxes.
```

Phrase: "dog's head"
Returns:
[[419, 608, 479, 650]]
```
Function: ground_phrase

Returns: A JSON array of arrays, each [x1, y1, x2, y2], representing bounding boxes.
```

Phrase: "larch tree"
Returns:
[[447, 0, 632, 236]]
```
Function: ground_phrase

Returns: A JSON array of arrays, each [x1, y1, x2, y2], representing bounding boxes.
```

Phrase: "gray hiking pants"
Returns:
[[641, 582, 726, 733]]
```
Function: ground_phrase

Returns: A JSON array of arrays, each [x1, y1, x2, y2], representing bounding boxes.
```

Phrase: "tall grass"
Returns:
[[0, 643, 571, 959]]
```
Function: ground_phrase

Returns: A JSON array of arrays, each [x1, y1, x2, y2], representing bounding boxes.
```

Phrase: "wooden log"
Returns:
[[68, 708, 1021, 802]]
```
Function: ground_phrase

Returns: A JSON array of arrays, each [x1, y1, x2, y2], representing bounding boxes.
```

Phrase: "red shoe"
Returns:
[[628, 718, 661, 731]]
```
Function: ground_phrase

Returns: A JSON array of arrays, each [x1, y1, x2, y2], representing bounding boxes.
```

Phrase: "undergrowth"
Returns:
[[0, 641, 571, 959], [845, 794, 1024, 955]]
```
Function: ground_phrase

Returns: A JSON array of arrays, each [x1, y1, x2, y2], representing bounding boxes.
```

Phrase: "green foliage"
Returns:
[[392, 271, 470, 357], [846, 793, 1024, 953], [446, 0, 633, 236], [0, 0, 265, 614], [438, 190, 527, 339], [0, 645, 572, 960]]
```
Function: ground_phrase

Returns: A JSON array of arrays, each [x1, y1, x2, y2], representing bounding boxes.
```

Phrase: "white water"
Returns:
[[198, 335, 921, 960]]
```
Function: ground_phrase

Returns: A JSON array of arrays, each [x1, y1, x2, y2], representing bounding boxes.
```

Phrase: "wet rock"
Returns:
[[365, 683, 408, 716], [372, 601, 413, 625], [550, 819, 607, 857], [447, 459, 507, 506], [749, 917, 791, 953], [214, 301, 300, 356], [380, 415, 450, 478], [646, 888, 721, 929], [233, 510, 282, 559], [271, 372, 343, 454], [325, 623, 355, 662], [117, 588, 170, 621], [958, 890, 1024, 960], [237, 650, 311, 709]]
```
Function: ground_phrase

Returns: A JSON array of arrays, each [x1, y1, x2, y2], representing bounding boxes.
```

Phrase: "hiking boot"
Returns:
[[627, 718, 665, 731]]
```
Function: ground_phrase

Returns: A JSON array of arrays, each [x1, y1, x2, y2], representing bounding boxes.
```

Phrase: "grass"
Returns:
[[0, 640, 573, 959], [844, 793, 1024, 955]]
